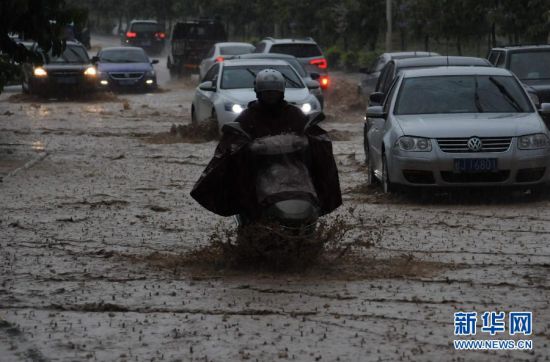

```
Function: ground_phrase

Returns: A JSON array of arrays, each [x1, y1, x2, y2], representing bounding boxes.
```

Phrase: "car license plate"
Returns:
[[119, 79, 137, 86], [454, 158, 498, 172], [57, 77, 77, 84]]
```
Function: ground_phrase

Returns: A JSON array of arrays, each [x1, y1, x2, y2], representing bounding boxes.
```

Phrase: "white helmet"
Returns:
[[254, 69, 285, 93]]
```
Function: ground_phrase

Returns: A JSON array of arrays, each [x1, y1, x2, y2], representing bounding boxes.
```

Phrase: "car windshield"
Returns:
[[269, 44, 322, 58], [509, 51, 550, 80], [100, 49, 149, 63], [221, 65, 304, 89], [130, 23, 160, 32], [220, 45, 254, 56], [394, 75, 533, 115], [46, 45, 89, 64]]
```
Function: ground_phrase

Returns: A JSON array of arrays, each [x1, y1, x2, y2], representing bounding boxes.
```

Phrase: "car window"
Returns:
[[509, 51, 550, 80], [488, 51, 499, 65], [203, 63, 220, 82], [395, 75, 533, 115], [100, 49, 148, 63], [382, 63, 395, 93], [374, 57, 386, 72], [173, 23, 226, 40], [496, 52, 506, 67], [254, 42, 266, 53], [45, 45, 89, 64], [221, 65, 303, 89], [383, 77, 400, 113], [130, 23, 160, 32], [220, 45, 254, 56], [269, 44, 322, 58], [375, 63, 391, 92], [206, 46, 215, 58]]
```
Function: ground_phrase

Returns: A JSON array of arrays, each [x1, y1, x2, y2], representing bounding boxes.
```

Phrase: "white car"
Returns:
[[192, 59, 322, 128], [199, 42, 255, 80]]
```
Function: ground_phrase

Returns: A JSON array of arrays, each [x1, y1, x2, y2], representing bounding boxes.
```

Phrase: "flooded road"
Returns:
[[0, 46, 549, 361]]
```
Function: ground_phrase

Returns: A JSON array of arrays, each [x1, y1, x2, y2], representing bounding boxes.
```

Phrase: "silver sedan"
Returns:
[[365, 66, 550, 192], [199, 42, 255, 80]]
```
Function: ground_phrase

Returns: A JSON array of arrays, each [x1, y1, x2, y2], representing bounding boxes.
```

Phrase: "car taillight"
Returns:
[[155, 32, 166, 39], [215, 56, 224, 62], [320, 75, 330, 90], [126, 31, 137, 38], [310, 58, 327, 69]]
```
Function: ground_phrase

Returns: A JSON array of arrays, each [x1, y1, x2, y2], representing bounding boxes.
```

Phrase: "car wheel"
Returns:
[[363, 126, 369, 164], [167, 58, 177, 78], [22, 75, 29, 94], [367, 152, 378, 186], [209, 109, 218, 125], [191, 107, 197, 125], [382, 154, 393, 194]]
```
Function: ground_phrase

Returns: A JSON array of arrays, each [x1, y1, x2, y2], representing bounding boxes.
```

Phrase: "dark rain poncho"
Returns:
[[190, 100, 342, 217]]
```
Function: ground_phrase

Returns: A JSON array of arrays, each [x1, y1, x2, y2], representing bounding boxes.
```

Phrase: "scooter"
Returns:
[[222, 112, 325, 234]]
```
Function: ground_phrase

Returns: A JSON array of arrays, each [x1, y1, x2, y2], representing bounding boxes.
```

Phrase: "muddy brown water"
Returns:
[[0, 72, 549, 361]]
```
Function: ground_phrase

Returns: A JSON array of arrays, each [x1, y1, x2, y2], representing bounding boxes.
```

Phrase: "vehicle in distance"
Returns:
[[358, 51, 439, 96], [192, 59, 321, 128], [254, 37, 329, 90], [121, 20, 166, 54], [488, 45, 550, 106], [22, 41, 97, 96], [199, 42, 254, 79], [365, 66, 550, 192], [167, 18, 227, 77], [94, 47, 158, 92], [233, 52, 324, 109]]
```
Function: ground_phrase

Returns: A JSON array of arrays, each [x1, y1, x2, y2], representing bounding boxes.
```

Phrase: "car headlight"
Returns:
[[301, 103, 312, 114], [395, 136, 432, 152], [33, 67, 47, 77], [224, 103, 244, 114], [84, 67, 97, 76], [518, 133, 549, 150]]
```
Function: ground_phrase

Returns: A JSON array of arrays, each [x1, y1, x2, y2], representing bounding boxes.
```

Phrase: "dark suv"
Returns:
[[121, 20, 166, 55], [167, 19, 227, 77], [21, 41, 97, 96], [487, 45, 550, 106]]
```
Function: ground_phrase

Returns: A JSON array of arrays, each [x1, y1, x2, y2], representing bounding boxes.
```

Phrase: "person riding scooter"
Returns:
[[190, 69, 341, 226]]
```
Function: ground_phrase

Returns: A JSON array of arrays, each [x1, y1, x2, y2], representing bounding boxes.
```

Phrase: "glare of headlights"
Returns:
[[100, 80, 108, 85], [34, 67, 47, 77], [84, 67, 97, 76], [146, 79, 154, 84], [232, 104, 243, 114], [301, 103, 312, 114]]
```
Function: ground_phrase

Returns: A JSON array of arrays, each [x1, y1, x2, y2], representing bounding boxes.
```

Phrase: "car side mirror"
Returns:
[[91, 56, 99, 64], [310, 72, 320, 80], [305, 79, 320, 90], [366, 105, 387, 119], [199, 81, 216, 92], [369, 92, 385, 105], [151, 59, 159, 65], [539, 103, 550, 115]]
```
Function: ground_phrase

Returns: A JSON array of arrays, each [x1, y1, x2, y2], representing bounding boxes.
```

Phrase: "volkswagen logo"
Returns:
[[467, 137, 483, 152]]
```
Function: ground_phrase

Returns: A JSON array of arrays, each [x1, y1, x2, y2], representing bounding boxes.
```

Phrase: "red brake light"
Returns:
[[155, 32, 166, 39], [320, 75, 330, 90], [126, 31, 137, 38], [215, 56, 224, 63], [310, 58, 328, 69]]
